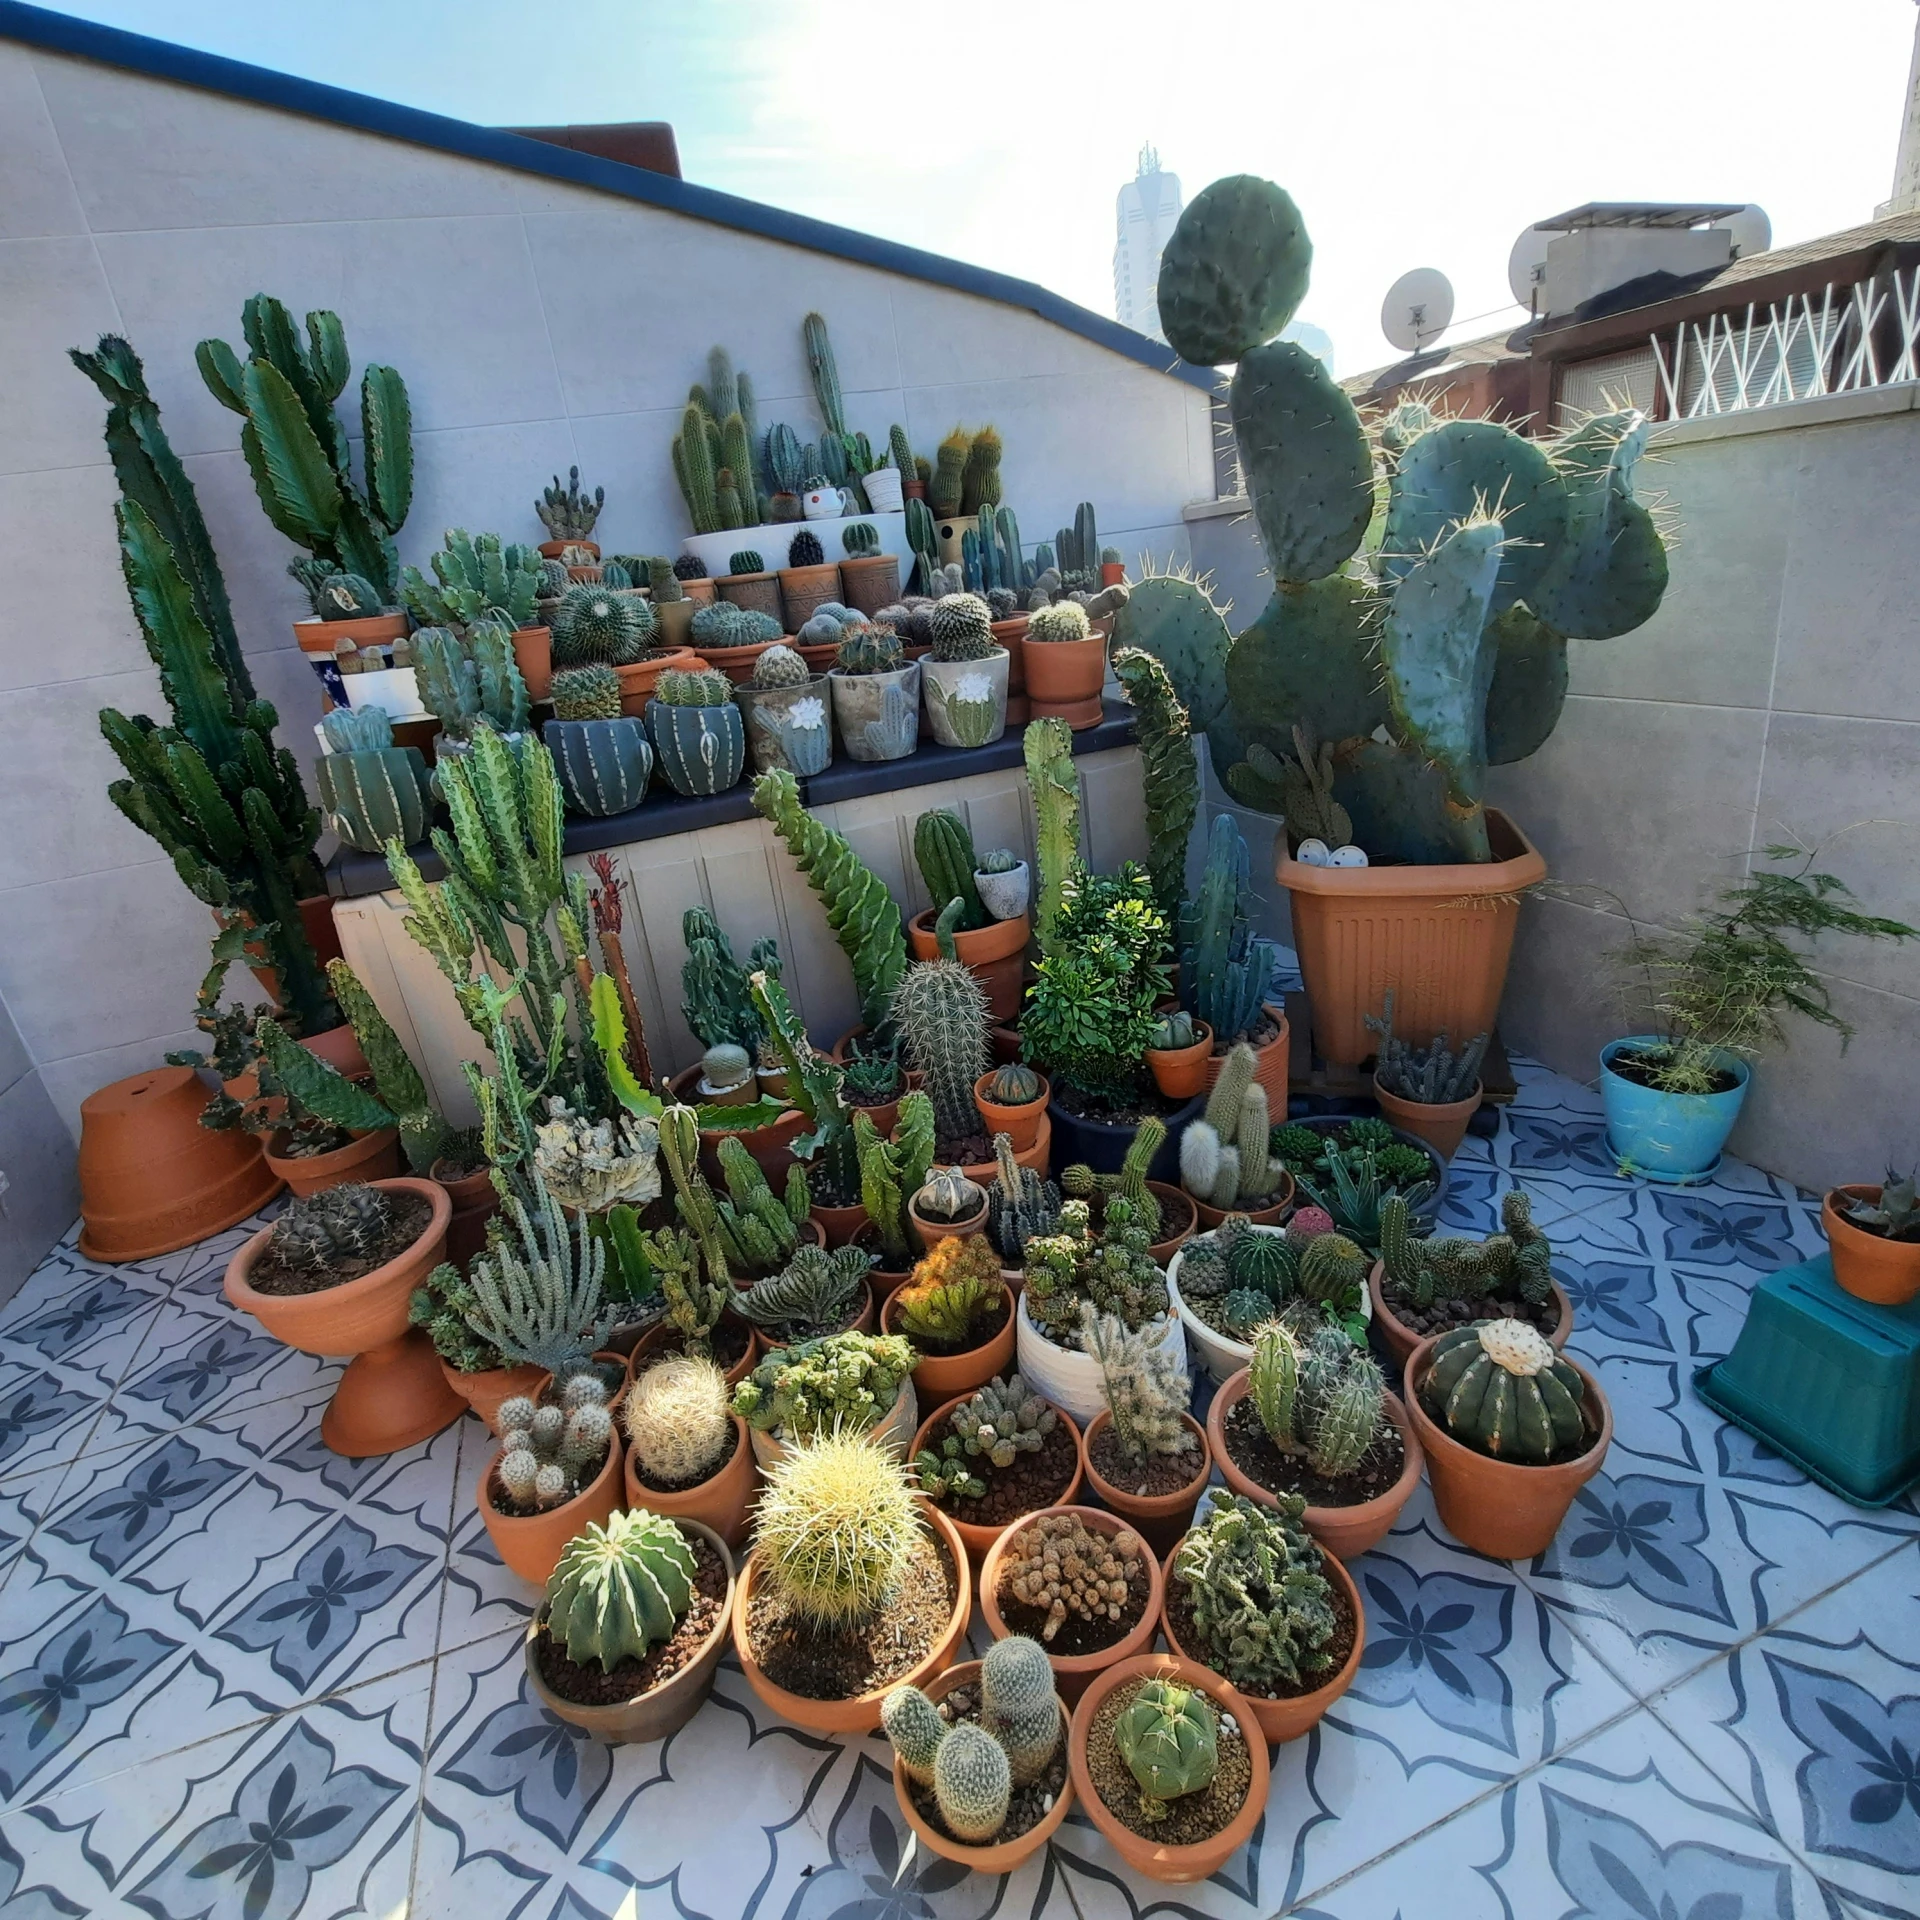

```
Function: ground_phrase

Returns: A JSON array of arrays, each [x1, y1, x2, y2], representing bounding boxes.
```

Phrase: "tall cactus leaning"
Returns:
[[1119, 174, 1670, 864], [1112, 647, 1198, 922], [1022, 719, 1080, 960]]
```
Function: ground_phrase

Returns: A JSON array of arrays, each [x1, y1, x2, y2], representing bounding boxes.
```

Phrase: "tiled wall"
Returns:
[[0, 38, 1216, 1171]]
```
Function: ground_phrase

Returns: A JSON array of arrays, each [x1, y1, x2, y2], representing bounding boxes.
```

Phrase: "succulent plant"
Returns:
[[1378, 1189, 1554, 1313], [495, 1376, 613, 1513], [1082, 1304, 1196, 1468], [733, 1242, 872, 1339], [1113, 1677, 1219, 1822], [915, 1372, 1056, 1503], [537, 466, 604, 542], [1002, 1511, 1144, 1642], [691, 602, 782, 648], [551, 582, 652, 668], [749, 643, 811, 689], [786, 528, 825, 568], [932, 1722, 1010, 1842], [833, 622, 906, 677], [980, 1634, 1061, 1784], [984, 1063, 1041, 1106], [751, 1429, 922, 1625], [1026, 601, 1091, 644], [729, 549, 765, 575], [1178, 1042, 1287, 1210], [882, 1684, 949, 1786], [892, 1232, 1004, 1347], [1421, 1319, 1587, 1462], [928, 593, 997, 663], [731, 1331, 914, 1441], [1832, 1169, 1920, 1242], [544, 1509, 693, 1671], [624, 1354, 733, 1487], [985, 1133, 1062, 1264], [1367, 988, 1489, 1105], [914, 1165, 986, 1224], [1023, 1197, 1168, 1344], [912, 809, 988, 932], [893, 956, 989, 1150], [268, 1184, 394, 1274], [549, 663, 624, 722], [843, 521, 880, 557], [1173, 1487, 1337, 1692], [1150, 1010, 1198, 1051], [654, 667, 735, 706], [1248, 1320, 1385, 1477]]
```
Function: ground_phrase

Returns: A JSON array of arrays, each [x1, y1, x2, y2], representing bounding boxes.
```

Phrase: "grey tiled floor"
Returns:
[[0, 1055, 1913, 1919]]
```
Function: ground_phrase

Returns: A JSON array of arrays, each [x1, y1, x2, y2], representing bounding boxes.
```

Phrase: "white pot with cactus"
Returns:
[[919, 592, 1010, 749], [974, 850, 1030, 923]]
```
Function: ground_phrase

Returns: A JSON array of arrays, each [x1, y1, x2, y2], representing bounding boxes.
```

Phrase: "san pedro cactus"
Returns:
[[913, 809, 987, 931], [1122, 174, 1670, 864], [1022, 719, 1080, 960]]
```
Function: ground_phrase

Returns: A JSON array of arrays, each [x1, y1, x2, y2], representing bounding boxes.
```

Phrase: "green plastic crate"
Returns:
[[1694, 1253, 1920, 1507]]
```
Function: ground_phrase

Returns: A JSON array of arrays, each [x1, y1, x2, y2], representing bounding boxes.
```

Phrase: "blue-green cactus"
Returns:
[[1156, 174, 1312, 366]]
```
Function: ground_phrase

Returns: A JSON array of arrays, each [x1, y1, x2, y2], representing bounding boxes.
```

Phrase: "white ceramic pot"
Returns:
[[1014, 1293, 1186, 1424], [863, 467, 904, 514], [921, 648, 1009, 749], [1166, 1231, 1374, 1384], [975, 860, 1031, 922], [340, 665, 428, 722], [803, 485, 855, 520], [681, 514, 914, 588]]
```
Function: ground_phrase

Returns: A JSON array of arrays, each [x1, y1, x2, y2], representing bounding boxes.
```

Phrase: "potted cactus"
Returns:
[[1406, 1320, 1612, 1559], [1145, 1011, 1212, 1101], [478, 1373, 622, 1584], [1159, 1489, 1363, 1747], [910, 1374, 1084, 1556], [974, 1066, 1048, 1153], [689, 599, 787, 684], [777, 526, 843, 630], [731, 1430, 971, 1734], [736, 643, 831, 775], [546, 579, 692, 715], [1022, 599, 1107, 728], [907, 811, 1029, 1023], [907, 1168, 990, 1247], [974, 846, 1030, 922], [1176, 1041, 1295, 1230], [1181, 817, 1288, 1098], [790, 598, 866, 672], [839, 519, 902, 614], [827, 621, 921, 762], [717, 546, 785, 625], [919, 593, 1010, 748], [883, 1638, 1073, 1870], [883, 1233, 1014, 1398], [412, 620, 530, 762], [1368, 991, 1488, 1160], [1078, 1306, 1210, 1555], [646, 667, 747, 797], [1167, 1214, 1368, 1383], [544, 665, 653, 819], [623, 1352, 758, 1546], [535, 466, 603, 558], [314, 707, 433, 854], [732, 1328, 920, 1466], [407, 1260, 543, 1433], [1275, 1116, 1445, 1248], [735, 1243, 877, 1346], [893, 941, 998, 1168], [1824, 1170, 1920, 1306]]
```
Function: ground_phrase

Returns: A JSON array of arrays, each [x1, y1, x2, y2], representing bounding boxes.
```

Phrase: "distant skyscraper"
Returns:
[[1114, 144, 1183, 342]]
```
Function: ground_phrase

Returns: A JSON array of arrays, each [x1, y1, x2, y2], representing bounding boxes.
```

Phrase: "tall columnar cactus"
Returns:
[[752, 768, 907, 1033], [887, 423, 916, 482], [1180, 815, 1278, 1047], [892, 957, 989, 1149], [1022, 719, 1080, 960], [905, 497, 939, 593], [961, 427, 1003, 514], [1120, 173, 1670, 864], [1111, 647, 1198, 922], [196, 294, 412, 604], [930, 430, 970, 518], [913, 809, 987, 930], [803, 311, 846, 438], [680, 905, 778, 1055]]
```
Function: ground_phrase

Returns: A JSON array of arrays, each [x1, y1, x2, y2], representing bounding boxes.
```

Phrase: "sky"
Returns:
[[51, 0, 1920, 377]]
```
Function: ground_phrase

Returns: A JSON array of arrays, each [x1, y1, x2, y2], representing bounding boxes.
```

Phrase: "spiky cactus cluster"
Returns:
[[709, 1135, 810, 1275], [1379, 1189, 1555, 1313], [1057, 1115, 1167, 1243], [985, 1133, 1062, 1263], [1082, 1304, 1196, 1468], [624, 1354, 732, 1487], [928, 592, 997, 663], [654, 667, 734, 706], [731, 1331, 914, 1441], [749, 643, 811, 689], [1179, 816, 1279, 1047], [752, 1430, 922, 1625], [495, 1375, 613, 1513], [537, 465, 603, 541], [544, 1509, 693, 1671], [1421, 1319, 1586, 1462], [551, 582, 653, 667], [1178, 1043, 1287, 1209], [833, 622, 905, 676], [1367, 989, 1490, 1105], [1023, 1197, 1168, 1344], [733, 1242, 873, 1339], [549, 664, 624, 721], [268, 1183, 394, 1274], [1248, 1319, 1386, 1478], [691, 602, 782, 648]]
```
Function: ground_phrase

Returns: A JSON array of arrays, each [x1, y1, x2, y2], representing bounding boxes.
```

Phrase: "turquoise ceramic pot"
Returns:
[[1600, 1036, 1750, 1182]]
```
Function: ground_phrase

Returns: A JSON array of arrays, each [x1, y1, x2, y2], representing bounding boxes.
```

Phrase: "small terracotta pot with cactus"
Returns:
[[624, 1351, 758, 1549], [477, 1371, 624, 1585]]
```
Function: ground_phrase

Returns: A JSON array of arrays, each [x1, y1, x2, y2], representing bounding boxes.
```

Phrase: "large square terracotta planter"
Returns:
[[1279, 808, 1545, 1070]]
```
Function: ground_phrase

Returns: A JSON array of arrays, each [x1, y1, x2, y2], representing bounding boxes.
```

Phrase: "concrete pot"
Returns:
[[1015, 1295, 1187, 1427], [840, 553, 902, 615], [646, 697, 746, 796], [738, 675, 833, 775], [829, 662, 922, 761], [975, 859, 1030, 923], [545, 716, 652, 818]]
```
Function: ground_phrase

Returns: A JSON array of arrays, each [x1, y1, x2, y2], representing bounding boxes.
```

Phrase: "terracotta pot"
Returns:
[[891, 1657, 1074, 1869], [989, 1024, 1021, 1065], [629, 1315, 760, 1391], [539, 538, 600, 560], [435, 1162, 499, 1269], [1373, 1075, 1483, 1160], [908, 1191, 989, 1248], [297, 1024, 366, 1078], [624, 1413, 758, 1549], [732, 1502, 970, 1733], [1101, 562, 1127, 588], [1824, 1187, 1920, 1306], [716, 572, 785, 624], [840, 553, 902, 616], [695, 638, 790, 686], [956, 1116, 1051, 1189], [440, 1359, 545, 1433], [683, 578, 718, 606], [778, 563, 844, 632], [979, 1504, 1164, 1704], [1144, 1183, 1197, 1266], [1191, 1172, 1295, 1233], [615, 646, 698, 715], [1069, 1652, 1270, 1882], [477, 1428, 623, 1584], [78, 1066, 282, 1263], [811, 1198, 871, 1249], [1023, 634, 1107, 720], [1404, 1340, 1612, 1560], [525, 1518, 735, 1743], [1204, 1004, 1290, 1105], [1207, 1369, 1423, 1560], [294, 610, 408, 658], [991, 617, 1029, 696], [666, 1066, 808, 1182], [908, 908, 1029, 1023], [747, 1375, 920, 1471], [1366, 1260, 1572, 1370], [903, 478, 928, 502], [1281, 809, 1545, 1071], [909, 1394, 1084, 1558], [264, 1125, 403, 1199], [1080, 1411, 1211, 1557], [510, 626, 552, 702], [1160, 1535, 1365, 1744], [794, 639, 842, 674], [973, 1070, 1048, 1152], [225, 1176, 462, 1456], [1147, 1023, 1213, 1100], [883, 1287, 1016, 1400]]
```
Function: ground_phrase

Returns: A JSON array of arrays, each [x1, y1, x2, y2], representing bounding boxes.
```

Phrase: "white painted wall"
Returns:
[[0, 39, 1213, 1143]]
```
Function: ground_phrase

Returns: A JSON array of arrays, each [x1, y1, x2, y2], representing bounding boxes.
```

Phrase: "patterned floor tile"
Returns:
[[1648, 1540, 1920, 1920], [0, 1357, 115, 1492]]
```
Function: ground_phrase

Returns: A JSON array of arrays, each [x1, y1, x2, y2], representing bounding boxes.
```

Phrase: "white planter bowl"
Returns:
[[1014, 1293, 1186, 1424], [680, 511, 913, 587], [1167, 1230, 1374, 1384], [975, 861, 1030, 922]]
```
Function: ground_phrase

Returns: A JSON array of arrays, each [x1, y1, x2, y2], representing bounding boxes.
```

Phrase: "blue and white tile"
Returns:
[[434, 1416, 549, 1658], [0, 1660, 427, 1920], [0, 1357, 111, 1489], [1650, 1540, 1920, 1918], [1286, 1704, 1838, 1920], [0, 1266, 170, 1400]]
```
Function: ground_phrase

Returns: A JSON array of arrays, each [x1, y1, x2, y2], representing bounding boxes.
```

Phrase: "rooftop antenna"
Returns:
[[1381, 267, 1455, 354]]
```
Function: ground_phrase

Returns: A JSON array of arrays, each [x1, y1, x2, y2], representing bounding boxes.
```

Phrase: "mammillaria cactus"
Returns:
[[494, 1376, 614, 1514], [537, 466, 604, 543], [551, 581, 653, 667], [1113, 1678, 1219, 1822], [1003, 1511, 1145, 1642], [549, 663, 623, 721], [624, 1355, 732, 1487], [752, 1430, 922, 1625], [931, 1723, 1011, 1842], [1173, 1488, 1337, 1692], [882, 1684, 949, 1785], [1026, 600, 1091, 644], [928, 593, 997, 663], [980, 1634, 1062, 1784], [1421, 1319, 1587, 1461], [1082, 1305, 1197, 1468], [544, 1509, 693, 1670], [268, 1184, 394, 1275], [749, 643, 810, 689]]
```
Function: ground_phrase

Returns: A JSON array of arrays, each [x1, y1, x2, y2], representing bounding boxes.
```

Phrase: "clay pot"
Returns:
[[695, 638, 791, 687], [1101, 562, 1127, 588], [1366, 1260, 1573, 1370], [1207, 1369, 1423, 1561], [1147, 1022, 1213, 1100], [1824, 1187, 1920, 1306], [778, 563, 844, 632], [839, 553, 902, 616], [850, 1223, 917, 1306], [973, 1070, 1048, 1153], [1205, 1004, 1291, 1105], [264, 1125, 403, 1199], [615, 646, 698, 715], [1023, 634, 1107, 725], [1144, 1183, 1197, 1266], [717, 572, 785, 624], [298, 1024, 367, 1077], [1160, 1535, 1365, 1745], [440, 1360, 545, 1433], [990, 617, 1029, 696], [891, 1657, 1074, 1870], [629, 1315, 760, 1391], [794, 639, 842, 674], [1373, 1074, 1483, 1161], [477, 1429, 623, 1585], [1069, 1652, 1270, 1881], [732, 1501, 970, 1733], [225, 1176, 462, 1457], [539, 539, 600, 560], [907, 1188, 989, 1248], [435, 1161, 499, 1269], [883, 1287, 1016, 1401], [1404, 1339, 1612, 1560], [1080, 1411, 1211, 1557], [811, 1198, 871, 1249], [510, 626, 552, 703], [979, 1504, 1164, 1704], [78, 1066, 282, 1263], [682, 578, 718, 606], [908, 908, 1029, 1023], [623, 1413, 758, 1549], [1191, 1172, 1295, 1233], [525, 1518, 735, 1743], [909, 1393, 1084, 1558], [294, 611, 408, 656]]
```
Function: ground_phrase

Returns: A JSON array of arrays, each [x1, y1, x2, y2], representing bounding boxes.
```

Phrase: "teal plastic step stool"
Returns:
[[1695, 1253, 1920, 1506]]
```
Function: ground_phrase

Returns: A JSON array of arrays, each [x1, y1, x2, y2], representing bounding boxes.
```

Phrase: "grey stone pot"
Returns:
[[921, 647, 1009, 748], [737, 675, 833, 776], [828, 660, 922, 762]]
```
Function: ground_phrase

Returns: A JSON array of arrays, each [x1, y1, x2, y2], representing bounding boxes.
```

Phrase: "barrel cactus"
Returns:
[[750, 643, 811, 689], [552, 582, 651, 667], [928, 592, 997, 662], [544, 1509, 695, 1671], [1421, 1319, 1587, 1462], [549, 664, 623, 721], [1112, 1677, 1219, 1821]]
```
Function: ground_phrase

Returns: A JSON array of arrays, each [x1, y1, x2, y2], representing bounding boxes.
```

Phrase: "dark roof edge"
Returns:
[[0, 0, 1213, 393]]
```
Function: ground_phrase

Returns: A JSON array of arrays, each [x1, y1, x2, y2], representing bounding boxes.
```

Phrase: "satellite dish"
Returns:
[[1381, 268, 1454, 353], [1507, 225, 1554, 309], [1724, 204, 1771, 259]]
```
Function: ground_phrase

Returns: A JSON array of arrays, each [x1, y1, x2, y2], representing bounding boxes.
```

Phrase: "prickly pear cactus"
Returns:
[[1123, 174, 1671, 864]]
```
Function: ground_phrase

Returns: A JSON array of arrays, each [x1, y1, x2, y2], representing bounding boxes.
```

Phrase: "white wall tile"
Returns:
[[0, 44, 85, 240], [0, 461, 146, 691], [0, 235, 122, 474]]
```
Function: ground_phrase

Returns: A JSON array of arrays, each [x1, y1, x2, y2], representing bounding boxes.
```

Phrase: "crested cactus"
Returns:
[[1421, 1319, 1587, 1461], [1125, 172, 1669, 864], [1173, 1488, 1337, 1693], [733, 1242, 873, 1337], [749, 643, 811, 688], [544, 1509, 693, 1671], [732, 1332, 916, 1442], [892, 1231, 1004, 1347]]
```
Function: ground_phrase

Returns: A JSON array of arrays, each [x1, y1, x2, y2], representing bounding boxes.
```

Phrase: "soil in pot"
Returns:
[[533, 1532, 729, 1707], [1086, 1423, 1205, 1501], [1164, 1555, 1358, 1707], [1219, 1395, 1405, 1508], [743, 1524, 957, 1701], [921, 1408, 1079, 1530], [1050, 1082, 1190, 1129], [906, 1680, 1068, 1848], [1605, 1046, 1742, 1096], [242, 1191, 434, 1296], [1380, 1279, 1565, 1347], [1083, 1674, 1254, 1849], [995, 1527, 1152, 1660]]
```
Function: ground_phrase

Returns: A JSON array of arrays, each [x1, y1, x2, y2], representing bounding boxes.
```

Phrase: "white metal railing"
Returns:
[[1649, 265, 1920, 418]]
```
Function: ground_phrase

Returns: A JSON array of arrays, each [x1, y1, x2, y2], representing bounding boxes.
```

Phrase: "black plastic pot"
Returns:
[[1044, 1091, 1203, 1180], [1287, 1114, 1448, 1230]]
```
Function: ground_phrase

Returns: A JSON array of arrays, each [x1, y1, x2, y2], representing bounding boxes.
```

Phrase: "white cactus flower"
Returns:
[[954, 672, 992, 704], [788, 696, 826, 731]]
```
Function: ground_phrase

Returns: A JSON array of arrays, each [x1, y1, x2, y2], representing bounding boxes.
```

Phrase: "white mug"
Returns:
[[802, 485, 853, 520]]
